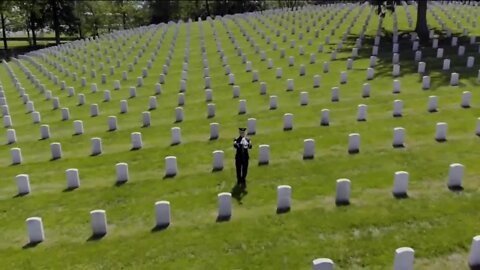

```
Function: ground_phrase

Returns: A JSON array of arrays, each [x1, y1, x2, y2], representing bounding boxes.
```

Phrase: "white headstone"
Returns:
[[321, 109, 330, 126], [336, 178, 351, 205], [178, 93, 185, 106], [331, 87, 339, 102], [393, 100, 403, 117], [115, 162, 128, 183], [366, 68, 374, 80], [258, 144, 270, 165], [323, 61, 329, 73], [50, 142, 62, 160], [26, 217, 44, 243], [207, 103, 215, 118], [277, 185, 292, 213], [152, 83, 161, 96], [3, 115, 12, 128], [422, 76, 431, 90], [276, 68, 283, 78], [299, 64, 306, 76], [461, 91, 471, 108], [165, 156, 177, 177], [210, 123, 219, 140], [443, 59, 450, 71], [228, 73, 235, 85], [448, 163, 464, 190], [428, 95, 438, 112], [247, 118, 256, 135], [284, 113, 293, 130], [300, 92, 309, 106], [415, 51, 422, 62], [154, 201, 170, 228], [146, 96, 157, 111], [303, 139, 315, 159], [73, 120, 84, 135], [392, 171, 408, 198], [313, 75, 320, 88], [469, 235, 480, 268], [204, 77, 211, 88], [458, 45, 465, 56], [348, 133, 360, 154], [312, 258, 334, 270], [11, 147, 22, 165], [40, 124, 50, 139], [217, 192, 232, 220], [90, 137, 102, 156], [393, 80, 401, 94], [437, 48, 444, 58], [6, 128, 16, 144], [171, 127, 181, 145], [357, 104, 367, 121], [340, 71, 347, 84], [393, 247, 414, 270], [212, 151, 224, 171], [77, 93, 85, 106], [131, 132, 143, 150], [103, 90, 111, 102], [114, 80, 121, 90], [26, 101, 34, 113], [287, 79, 294, 91], [233, 85, 240, 98], [66, 168, 80, 189], [467, 56, 475, 68], [90, 210, 107, 236], [435, 122, 447, 142], [238, 100, 246, 114], [417, 62, 426, 75], [16, 174, 31, 195], [393, 127, 405, 148], [32, 111, 41, 124], [108, 116, 117, 131], [61, 108, 70, 121], [129, 86, 136, 98], [205, 89, 213, 102]]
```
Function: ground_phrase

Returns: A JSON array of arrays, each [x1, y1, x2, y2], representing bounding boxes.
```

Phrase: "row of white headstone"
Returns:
[[314, 231, 480, 270], [15, 161, 465, 208], [9, 116, 480, 164]]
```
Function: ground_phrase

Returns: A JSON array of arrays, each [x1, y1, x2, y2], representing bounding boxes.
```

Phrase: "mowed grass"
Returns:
[[0, 2, 480, 269]]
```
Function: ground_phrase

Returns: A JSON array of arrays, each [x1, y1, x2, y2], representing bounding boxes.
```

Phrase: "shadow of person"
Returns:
[[231, 183, 248, 205]]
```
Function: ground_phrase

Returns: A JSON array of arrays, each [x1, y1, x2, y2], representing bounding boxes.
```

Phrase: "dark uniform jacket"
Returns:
[[233, 136, 252, 159]]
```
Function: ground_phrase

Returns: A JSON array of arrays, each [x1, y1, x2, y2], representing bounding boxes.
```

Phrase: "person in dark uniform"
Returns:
[[233, 128, 252, 187]]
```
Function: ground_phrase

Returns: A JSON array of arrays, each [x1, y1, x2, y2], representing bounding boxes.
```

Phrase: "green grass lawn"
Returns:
[[0, 2, 480, 269]]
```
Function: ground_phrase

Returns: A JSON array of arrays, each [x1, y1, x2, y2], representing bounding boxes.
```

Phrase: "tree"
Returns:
[[0, 0, 12, 49], [45, 0, 77, 45], [148, 0, 179, 24], [16, 0, 47, 47], [368, 0, 460, 43]]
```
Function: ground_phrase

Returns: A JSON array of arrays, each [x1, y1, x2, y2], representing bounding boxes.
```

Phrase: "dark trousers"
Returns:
[[235, 158, 248, 184]]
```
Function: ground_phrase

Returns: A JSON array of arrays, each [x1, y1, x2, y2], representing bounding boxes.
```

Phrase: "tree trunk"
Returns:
[[205, 0, 210, 16], [30, 11, 37, 46], [52, 0, 61, 45], [415, 0, 429, 43], [78, 22, 83, 39], [26, 26, 31, 46], [122, 12, 126, 29], [1, 11, 7, 50]]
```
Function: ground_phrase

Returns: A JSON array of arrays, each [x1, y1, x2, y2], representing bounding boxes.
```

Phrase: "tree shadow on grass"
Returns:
[[231, 183, 248, 205]]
